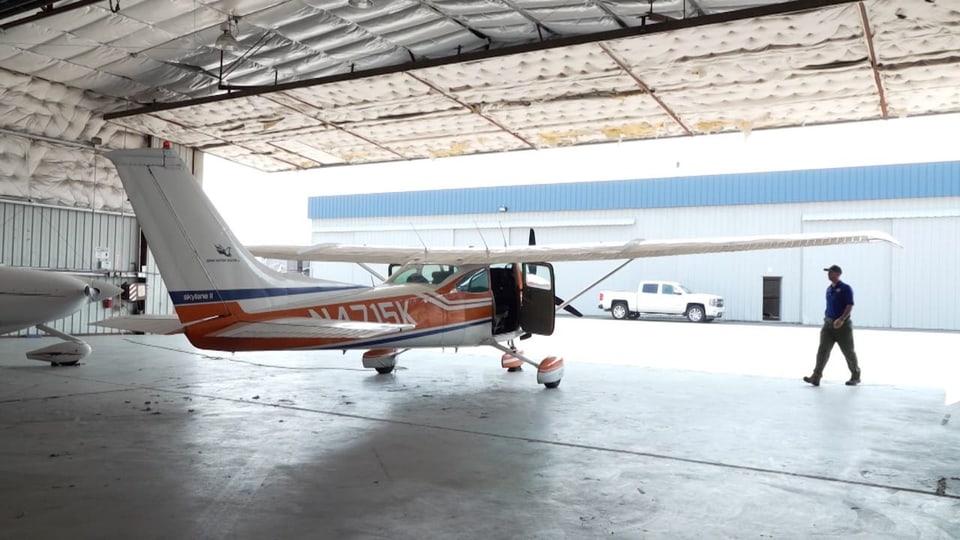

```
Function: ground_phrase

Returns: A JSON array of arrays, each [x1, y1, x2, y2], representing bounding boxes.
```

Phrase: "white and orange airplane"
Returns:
[[99, 148, 900, 388]]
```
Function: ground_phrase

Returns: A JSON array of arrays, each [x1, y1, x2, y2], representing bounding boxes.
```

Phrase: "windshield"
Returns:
[[387, 264, 461, 285]]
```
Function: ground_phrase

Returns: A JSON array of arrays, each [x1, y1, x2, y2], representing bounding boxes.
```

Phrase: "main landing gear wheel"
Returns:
[[536, 356, 564, 389], [363, 349, 398, 374], [492, 345, 564, 388], [50, 360, 80, 367], [501, 350, 524, 372]]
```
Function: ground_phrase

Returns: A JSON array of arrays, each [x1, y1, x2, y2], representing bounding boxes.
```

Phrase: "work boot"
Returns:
[[845, 377, 861, 386], [803, 376, 820, 387]]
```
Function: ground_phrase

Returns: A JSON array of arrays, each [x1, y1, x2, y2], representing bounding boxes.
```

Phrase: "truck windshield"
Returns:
[[679, 284, 693, 294]]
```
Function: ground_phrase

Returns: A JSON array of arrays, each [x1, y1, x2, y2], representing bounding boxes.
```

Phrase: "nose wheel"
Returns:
[[26, 325, 90, 367], [363, 348, 405, 374]]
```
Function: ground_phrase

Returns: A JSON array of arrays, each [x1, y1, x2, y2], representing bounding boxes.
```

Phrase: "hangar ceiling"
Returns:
[[1, 0, 959, 176]]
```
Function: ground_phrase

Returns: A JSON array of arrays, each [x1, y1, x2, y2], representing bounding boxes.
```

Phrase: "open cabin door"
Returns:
[[519, 262, 555, 336]]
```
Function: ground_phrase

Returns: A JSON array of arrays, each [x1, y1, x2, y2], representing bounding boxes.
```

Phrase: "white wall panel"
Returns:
[[890, 217, 960, 330]]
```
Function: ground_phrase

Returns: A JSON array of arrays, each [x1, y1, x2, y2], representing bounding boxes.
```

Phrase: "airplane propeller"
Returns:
[[84, 285, 100, 299], [84, 281, 123, 302], [528, 228, 582, 318]]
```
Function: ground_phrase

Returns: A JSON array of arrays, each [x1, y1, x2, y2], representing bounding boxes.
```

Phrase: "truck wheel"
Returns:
[[686, 304, 705, 323], [611, 302, 629, 320]]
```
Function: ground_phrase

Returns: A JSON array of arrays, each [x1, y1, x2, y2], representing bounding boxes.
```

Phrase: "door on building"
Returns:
[[763, 277, 782, 321]]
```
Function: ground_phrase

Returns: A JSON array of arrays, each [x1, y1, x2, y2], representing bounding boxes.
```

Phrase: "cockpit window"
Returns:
[[455, 268, 489, 293], [388, 264, 460, 285]]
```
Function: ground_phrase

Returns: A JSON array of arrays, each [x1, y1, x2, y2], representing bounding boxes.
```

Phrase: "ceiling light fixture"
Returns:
[[214, 16, 240, 51], [348, 0, 374, 9]]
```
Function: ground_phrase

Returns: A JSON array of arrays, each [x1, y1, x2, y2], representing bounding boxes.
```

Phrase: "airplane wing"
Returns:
[[249, 230, 901, 265], [210, 318, 414, 339]]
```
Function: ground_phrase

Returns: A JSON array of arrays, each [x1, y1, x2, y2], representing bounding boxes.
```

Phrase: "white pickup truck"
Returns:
[[598, 280, 724, 322]]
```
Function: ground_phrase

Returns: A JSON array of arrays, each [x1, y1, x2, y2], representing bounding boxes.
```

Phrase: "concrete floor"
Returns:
[[1, 318, 958, 539]]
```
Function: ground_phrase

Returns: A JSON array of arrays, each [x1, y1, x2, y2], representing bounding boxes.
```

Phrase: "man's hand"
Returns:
[[833, 318, 844, 329]]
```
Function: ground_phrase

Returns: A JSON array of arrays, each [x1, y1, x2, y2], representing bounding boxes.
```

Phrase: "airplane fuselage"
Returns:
[[0, 267, 92, 334], [172, 266, 513, 352]]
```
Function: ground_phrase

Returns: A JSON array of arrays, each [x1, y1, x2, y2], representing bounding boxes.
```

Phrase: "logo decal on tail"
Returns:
[[207, 243, 239, 263]]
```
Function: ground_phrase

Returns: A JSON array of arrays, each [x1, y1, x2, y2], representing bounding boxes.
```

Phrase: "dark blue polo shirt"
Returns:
[[825, 280, 854, 319]]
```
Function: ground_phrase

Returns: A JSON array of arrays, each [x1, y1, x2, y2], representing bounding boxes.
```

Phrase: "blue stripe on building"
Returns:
[[307, 160, 960, 219]]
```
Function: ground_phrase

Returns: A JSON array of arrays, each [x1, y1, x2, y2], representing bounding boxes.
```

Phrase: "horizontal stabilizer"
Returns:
[[93, 315, 189, 335], [212, 317, 414, 340]]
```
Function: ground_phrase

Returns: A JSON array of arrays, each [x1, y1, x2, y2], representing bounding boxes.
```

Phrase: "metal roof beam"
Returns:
[[104, 0, 863, 120], [404, 72, 537, 149], [685, 0, 707, 17], [1, 0, 101, 31], [498, 0, 560, 39], [0, 0, 60, 21], [258, 93, 410, 162], [417, 0, 492, 43], [597, 42, 692, 136], [591, 1, 631, 29], [858, 1, 887, 119]]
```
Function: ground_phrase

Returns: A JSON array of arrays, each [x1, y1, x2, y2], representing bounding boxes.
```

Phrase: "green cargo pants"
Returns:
[[813, 317, 860, 380]]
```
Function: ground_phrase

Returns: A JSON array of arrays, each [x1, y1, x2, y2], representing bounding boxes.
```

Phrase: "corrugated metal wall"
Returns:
[[0, 199, 140, 335], [889, 216, 959, 330], [144, 248, 173, 317]]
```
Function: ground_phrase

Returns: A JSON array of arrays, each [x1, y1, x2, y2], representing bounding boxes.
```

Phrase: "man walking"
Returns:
[[803, 265, 861, 386]]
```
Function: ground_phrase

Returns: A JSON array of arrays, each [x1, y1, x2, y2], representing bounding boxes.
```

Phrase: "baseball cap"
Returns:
[[823, 264, 842, 274]]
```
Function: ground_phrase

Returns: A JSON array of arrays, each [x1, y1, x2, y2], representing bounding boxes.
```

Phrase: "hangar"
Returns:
[[1, 0, 958, 537]]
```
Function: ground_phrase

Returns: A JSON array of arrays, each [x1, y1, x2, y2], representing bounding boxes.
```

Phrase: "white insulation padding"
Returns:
[[0, 68, 145, 211]]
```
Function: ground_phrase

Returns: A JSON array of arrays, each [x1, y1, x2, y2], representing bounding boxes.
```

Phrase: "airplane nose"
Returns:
[[85, 280, 123, 301]]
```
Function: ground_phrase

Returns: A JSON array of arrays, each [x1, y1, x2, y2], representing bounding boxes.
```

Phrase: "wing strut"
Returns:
[[555, 258, 635, 313], [357, 262, 386, 281]]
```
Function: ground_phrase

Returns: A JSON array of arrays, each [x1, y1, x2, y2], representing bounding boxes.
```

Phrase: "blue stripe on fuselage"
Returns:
[[169, 285, 368, 305]]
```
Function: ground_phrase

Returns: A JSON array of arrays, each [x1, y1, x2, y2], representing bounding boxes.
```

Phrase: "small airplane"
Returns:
[[99, 148, 900, 388], [0, 266, 121, 366]]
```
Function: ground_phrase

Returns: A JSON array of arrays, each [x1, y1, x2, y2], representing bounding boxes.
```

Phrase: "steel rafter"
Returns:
[[597, 42, 692, 136], [404, 72, 536, 149], [858, 1, 888, 119]]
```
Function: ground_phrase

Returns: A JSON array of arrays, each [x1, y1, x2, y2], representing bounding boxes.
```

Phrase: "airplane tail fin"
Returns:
[[106, 149, 335, 323]]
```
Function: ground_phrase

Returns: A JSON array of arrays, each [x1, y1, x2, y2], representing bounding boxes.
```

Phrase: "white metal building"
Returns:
[[306, 160, 960, 331]]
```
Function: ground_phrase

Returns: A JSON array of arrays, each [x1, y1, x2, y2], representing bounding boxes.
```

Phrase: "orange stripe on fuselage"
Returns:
[[176, 290, 494, 352]]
